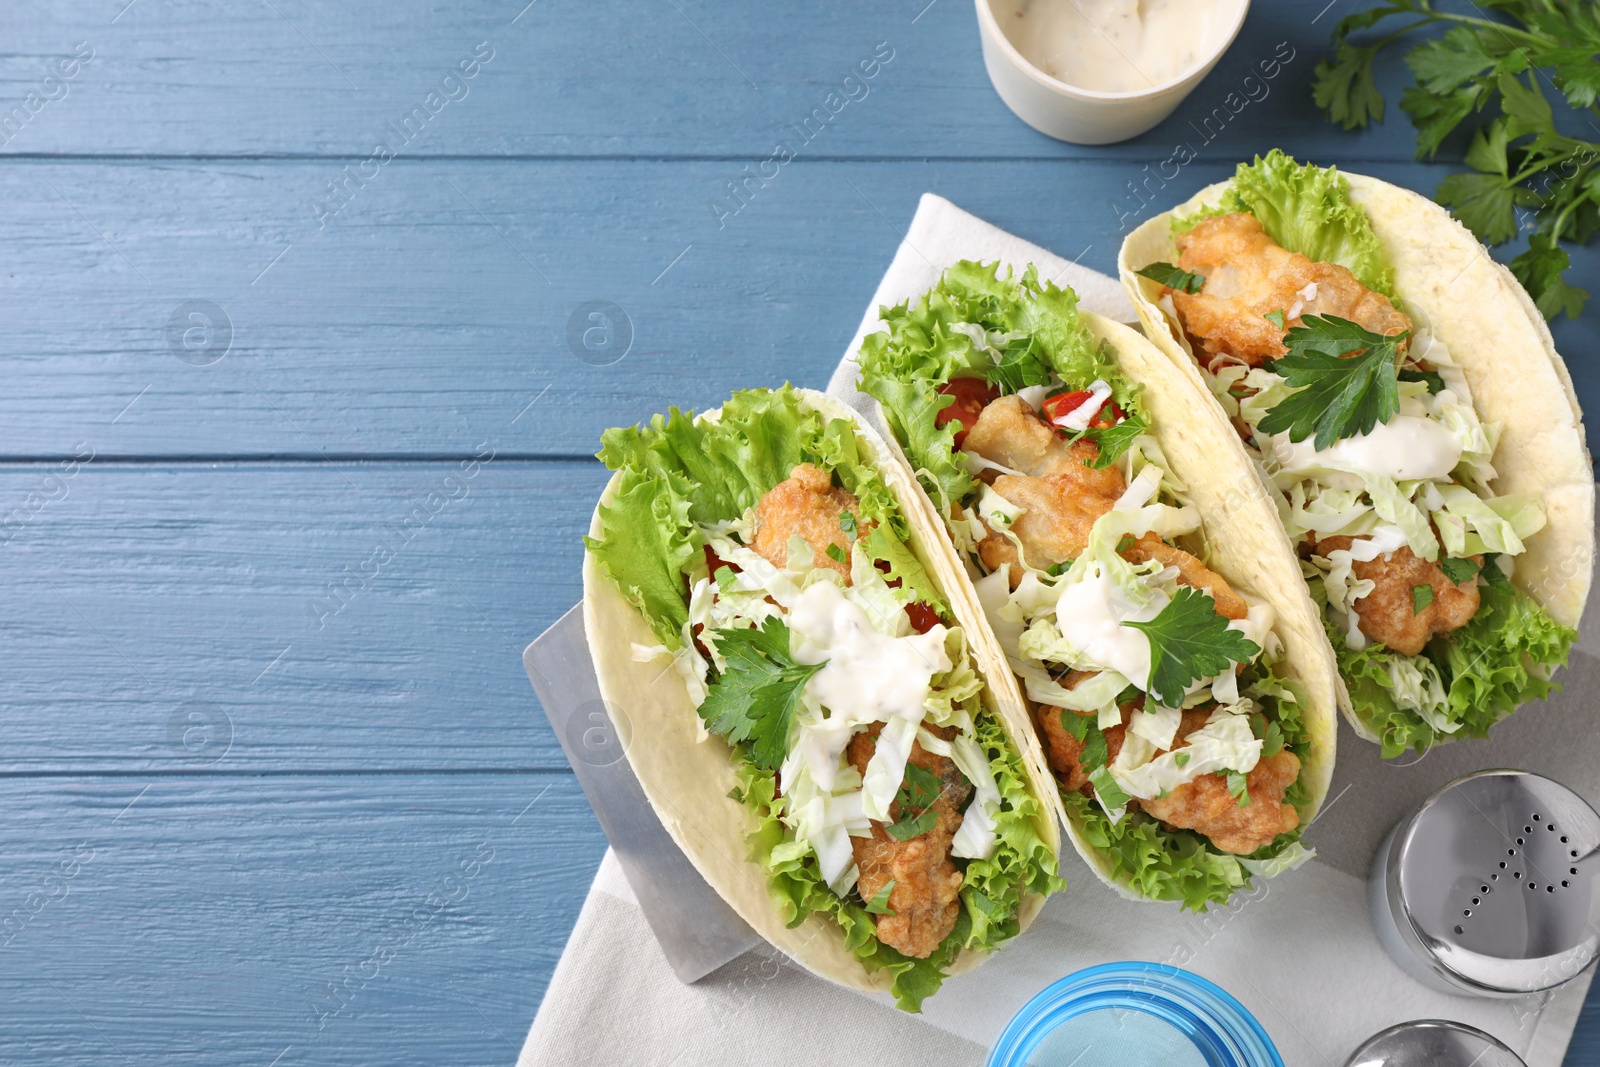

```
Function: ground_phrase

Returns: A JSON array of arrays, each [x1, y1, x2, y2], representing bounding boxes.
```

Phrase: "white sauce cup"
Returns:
[[974, 0, 1251, 145]]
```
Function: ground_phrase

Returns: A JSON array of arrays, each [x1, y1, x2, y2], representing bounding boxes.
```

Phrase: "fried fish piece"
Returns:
[[1121, 533, 1249, 620], [1315, 536, 1481, 656], [1169, 213, 1412, 366], [1032, 695, 1128, 795], [751, 463, 862, 581], [965, 397, 1126, 580], [847, 724, 970, 960], [1141, 727, 1302, 857]]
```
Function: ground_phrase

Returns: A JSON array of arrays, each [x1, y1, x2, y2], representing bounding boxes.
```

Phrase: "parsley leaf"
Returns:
[[1227, 771, 1251, 809], [825, 542, 847, 564], [1313, 4, 1600, 320], [1257, 315, 1405, 450], [1080, 726, 1110, 773], [1250, 713, 1285, 760], [864, 879, 896, 915], [1412, 584, 1435, 615], [886, 809, 938, 841], [698, 618, 823, 772], [1174, 750, 1191, 768], [1081, 413, 1149, 470], [1264, 309, 1286, 330], [1124, 587, 1262, 707], [1135, 262, 1206, 294], [1439, 556, 1482, 584], [1060, 709, 1091, 742], [839, 510, 859, 540]]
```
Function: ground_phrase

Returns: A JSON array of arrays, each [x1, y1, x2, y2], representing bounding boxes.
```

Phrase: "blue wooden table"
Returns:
[[2, 3, 1596, 1064]]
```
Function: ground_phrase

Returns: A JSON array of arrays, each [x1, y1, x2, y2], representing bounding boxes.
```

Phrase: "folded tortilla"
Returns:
[[855, 265, 1341, 906], [582, 387, 1061, 1005], [1118, 164, 1593, 746]]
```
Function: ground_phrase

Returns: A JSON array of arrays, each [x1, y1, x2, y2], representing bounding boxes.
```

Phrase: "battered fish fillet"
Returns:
[[1315, 536, 1481, 656], [963, 397, 1125, 580], [1033, 696, 1127, 795], [752, 463, 862, 581], [847, 724, 970, 960], [1122, 533, 1248, 620], [1141, 710, 1302, 855], [1169, 213, 1412, 366]]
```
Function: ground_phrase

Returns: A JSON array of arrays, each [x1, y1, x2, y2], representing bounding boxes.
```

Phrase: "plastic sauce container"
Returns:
[[988, 962, 1283, 1067]]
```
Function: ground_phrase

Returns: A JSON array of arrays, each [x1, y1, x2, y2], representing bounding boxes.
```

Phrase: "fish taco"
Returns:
[[1119, 151, 1592, 756], [582, 385, 1062, 1010], [856, 261, 1340, 910]]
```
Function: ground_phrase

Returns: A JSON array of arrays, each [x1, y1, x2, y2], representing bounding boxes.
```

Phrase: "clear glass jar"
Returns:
[[988, 962, 1283, 1067]]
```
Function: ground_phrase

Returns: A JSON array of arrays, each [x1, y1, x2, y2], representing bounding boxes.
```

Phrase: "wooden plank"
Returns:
[[0, 461, 608, 772], [1, 0, 1428, 162], [1, 158, 1594, 459], [0, 771, 605, 1067]]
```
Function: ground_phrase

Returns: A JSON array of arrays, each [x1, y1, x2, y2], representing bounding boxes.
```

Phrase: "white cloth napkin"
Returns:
[[520, 194, 1598, 1067]]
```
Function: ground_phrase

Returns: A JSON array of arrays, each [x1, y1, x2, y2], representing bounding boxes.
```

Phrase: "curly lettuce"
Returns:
[[588, 386, 904, 648], [1331, 571, 1576, 757], [856, 260, 1135, 511], [1174, 150, 1395, 298], [731, 709, 1062, 1012]]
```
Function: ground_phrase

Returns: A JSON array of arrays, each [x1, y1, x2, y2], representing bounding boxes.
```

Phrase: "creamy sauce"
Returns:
[[1273, 415, 1463, 482], [788, 581, 950, 724], [999, 0, 1231, 93], [1052, 569, 1167, 690]]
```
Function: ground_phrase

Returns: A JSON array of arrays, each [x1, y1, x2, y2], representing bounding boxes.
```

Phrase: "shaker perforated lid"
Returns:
[[1343, 1019, 1525, 1067], [1393, 770, 1600, 994]]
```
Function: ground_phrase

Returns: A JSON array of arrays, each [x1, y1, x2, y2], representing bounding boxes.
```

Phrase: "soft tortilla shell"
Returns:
[[581, 388, 1059, 992], [1118, 171, 1594, 739], [869, 314, 1341, 901]]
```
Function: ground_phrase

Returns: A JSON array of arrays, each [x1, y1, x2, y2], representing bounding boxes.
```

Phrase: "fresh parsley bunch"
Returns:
[[1313, 0, 1600, 319]]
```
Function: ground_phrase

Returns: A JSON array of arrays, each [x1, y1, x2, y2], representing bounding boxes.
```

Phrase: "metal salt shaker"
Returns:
[[1343, 1019, 1526, 1066], [1369, 769, 1600, 996]]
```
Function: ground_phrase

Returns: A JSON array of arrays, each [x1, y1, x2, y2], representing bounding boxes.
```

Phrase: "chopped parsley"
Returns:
[[1227, 771, 1251, 809], [839, 510, 859, 539], [1081, 414, 1149, 470], [1400, 367, 1446, 394], [1251, 713, 1285, 759], [698, 618, 823, 772], [1136, 261, 1207, 294], [1060, 709, 1092, 741], [1047, 560, 1074, 577], [1439, 556, 1482, 584], [1264, 309, 1286, 329], [1088, 767, 1131, 810], [825, 542, 848, 564], [1257, 315, 1407, 450], [990, 336, 1055, 395], [1174, 751, 1191, 768], [1124, 587, 1262, 707], [864, 879, 896, 915], [1412, 584, 1435, 615], [886, 763, 945, 841]]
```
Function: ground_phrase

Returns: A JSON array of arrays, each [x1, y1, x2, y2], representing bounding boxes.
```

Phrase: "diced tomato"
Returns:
[[904, 602, 942, 634], [1041, 389, 1122, 431], [935, 377, 999, 450]]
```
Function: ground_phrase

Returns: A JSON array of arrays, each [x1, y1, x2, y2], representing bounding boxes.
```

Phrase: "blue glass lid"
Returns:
[[988, 962, 1284, 1067]]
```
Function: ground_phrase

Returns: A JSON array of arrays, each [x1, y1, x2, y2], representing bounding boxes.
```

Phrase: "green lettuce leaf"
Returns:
[[1328, 578, 1576, 757], [1225, 150, 1396, 298], [857, 260, 1136, 512], [589, 385, 904, 646]]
